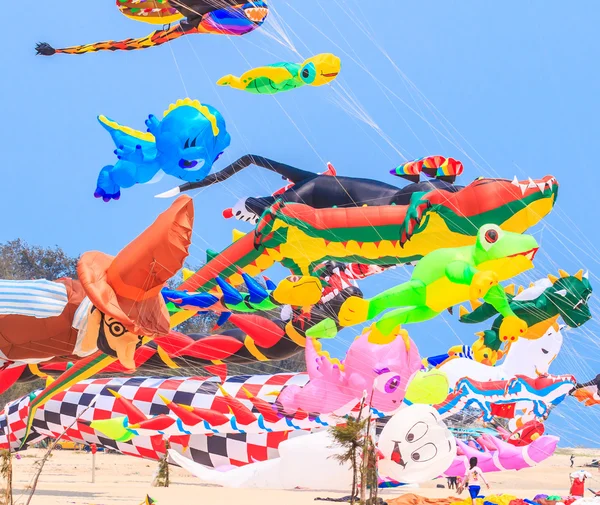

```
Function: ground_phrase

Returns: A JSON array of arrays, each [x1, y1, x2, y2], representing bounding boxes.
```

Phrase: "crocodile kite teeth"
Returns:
[[321, 292, 335, 303], [511, 175, 529, 195]]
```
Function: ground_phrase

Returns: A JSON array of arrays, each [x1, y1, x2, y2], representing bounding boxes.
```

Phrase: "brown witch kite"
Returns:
[[0, 196, 194, 423]]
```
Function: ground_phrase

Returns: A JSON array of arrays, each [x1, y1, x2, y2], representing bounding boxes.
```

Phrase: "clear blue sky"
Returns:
[[2, 1, 600, 448]]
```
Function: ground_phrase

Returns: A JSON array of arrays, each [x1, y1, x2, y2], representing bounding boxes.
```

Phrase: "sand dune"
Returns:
[[3, 449, 600, 505]]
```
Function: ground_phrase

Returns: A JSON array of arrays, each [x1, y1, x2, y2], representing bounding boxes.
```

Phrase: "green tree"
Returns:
[[329, 412, 367, 504], [0, 449, 13, 505], [153, 440, 170, 487], [0, 239, 78, 280], [362, 414, 379, 505]]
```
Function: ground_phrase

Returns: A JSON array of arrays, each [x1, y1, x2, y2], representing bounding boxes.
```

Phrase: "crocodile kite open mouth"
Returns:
[[508, 248, 539, 261], [320, 265, 356, 303], [509, 175, 557, 195]]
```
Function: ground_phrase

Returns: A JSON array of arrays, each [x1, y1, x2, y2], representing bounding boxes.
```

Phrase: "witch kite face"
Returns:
[[79, 307, 145, 370]]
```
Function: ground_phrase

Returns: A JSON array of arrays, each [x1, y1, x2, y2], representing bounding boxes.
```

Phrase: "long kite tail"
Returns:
[[21, 351, 117, 447], [156, 154, 317, 198], [35, 25, 194, 56]]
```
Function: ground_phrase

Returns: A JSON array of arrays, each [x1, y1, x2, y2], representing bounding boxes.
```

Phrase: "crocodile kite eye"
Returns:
[[485, 229, 498, 243], [302, 68, 310, 78], [288, 275, 300, 283]]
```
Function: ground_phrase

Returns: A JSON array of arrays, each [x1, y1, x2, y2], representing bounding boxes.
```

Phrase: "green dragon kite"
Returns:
[[308, 224, 539, 341], [424, 269, 593, 368], [459, 268, 593, 341]]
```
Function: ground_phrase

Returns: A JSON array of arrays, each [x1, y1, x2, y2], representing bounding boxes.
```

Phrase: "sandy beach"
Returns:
[[3, 449, 599, 505]]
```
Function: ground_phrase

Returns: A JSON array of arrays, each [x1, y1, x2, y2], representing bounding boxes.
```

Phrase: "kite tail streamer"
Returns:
[[35, 25, 195, 56], [21, 351, 117, 447]]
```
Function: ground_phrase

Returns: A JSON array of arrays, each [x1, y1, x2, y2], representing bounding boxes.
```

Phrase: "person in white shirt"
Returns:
[[463, 457, 490, 504], [570, 469, 592, 497]]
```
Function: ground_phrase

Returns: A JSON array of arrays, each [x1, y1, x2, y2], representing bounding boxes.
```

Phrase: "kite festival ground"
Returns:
[[3, 449, 600, 505]]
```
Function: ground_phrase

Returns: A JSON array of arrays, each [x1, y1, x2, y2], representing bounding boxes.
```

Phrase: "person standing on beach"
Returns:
[[570, 469, 591, 497], [463, 457, 490, 504], [570, 455, 575, 468]]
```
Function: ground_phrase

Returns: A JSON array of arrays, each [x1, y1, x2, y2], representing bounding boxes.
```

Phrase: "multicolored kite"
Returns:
[[36, 1, 268, 56]]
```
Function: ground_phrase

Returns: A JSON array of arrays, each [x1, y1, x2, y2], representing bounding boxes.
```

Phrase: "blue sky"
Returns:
[[2, 1, 600, 447]]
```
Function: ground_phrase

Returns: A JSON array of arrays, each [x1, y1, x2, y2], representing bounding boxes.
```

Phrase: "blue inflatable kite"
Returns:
[[95, 98, 231, 201]]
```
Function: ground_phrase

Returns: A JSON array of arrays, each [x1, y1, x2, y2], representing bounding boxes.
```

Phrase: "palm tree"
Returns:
[[363, 432, 379, 505], [154, 440, 170, 487], [329, 412, 367, 504], [0, 449, 13, 505]]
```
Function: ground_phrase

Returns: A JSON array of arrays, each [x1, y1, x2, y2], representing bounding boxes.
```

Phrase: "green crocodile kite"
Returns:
[[217, 53, 341, 94], [308, 224, 539, 341]]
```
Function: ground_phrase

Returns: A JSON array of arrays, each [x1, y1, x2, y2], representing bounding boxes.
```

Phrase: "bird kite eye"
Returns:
[[485, 229, 498, 243]]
